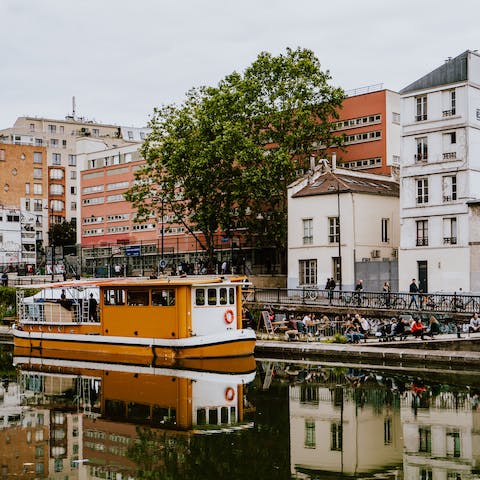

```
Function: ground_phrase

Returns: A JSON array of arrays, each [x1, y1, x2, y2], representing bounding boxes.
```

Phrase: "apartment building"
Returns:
[[0, 116, 144, 231], [399, 50, 480, 292], [328, 86, 401, 176], [0, 144, 47, 267]]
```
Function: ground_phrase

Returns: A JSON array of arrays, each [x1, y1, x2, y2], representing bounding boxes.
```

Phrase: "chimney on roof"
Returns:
[[331, 152, 337, 171]]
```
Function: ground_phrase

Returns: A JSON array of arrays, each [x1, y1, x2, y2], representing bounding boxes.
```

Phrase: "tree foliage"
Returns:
[[49, 220, 76, 247], [125, 47, 344, 262]]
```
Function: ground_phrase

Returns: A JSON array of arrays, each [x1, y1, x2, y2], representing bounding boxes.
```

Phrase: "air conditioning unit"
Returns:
[[370, 250, 380, 258], [392, 248, 398, 258]]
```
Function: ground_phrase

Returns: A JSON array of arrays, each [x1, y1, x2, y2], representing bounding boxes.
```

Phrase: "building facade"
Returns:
[[287, 160, 399, 291], [399, 50, 480, 293], [329, 87, 401, 177]]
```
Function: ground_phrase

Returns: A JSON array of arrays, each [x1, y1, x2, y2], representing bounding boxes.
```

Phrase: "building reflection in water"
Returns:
[[259, 362, 480, 480], [0, 355, 256, 479]]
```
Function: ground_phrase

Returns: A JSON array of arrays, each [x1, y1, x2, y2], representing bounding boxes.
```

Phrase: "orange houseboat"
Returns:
[[13, 277, 256, 362]]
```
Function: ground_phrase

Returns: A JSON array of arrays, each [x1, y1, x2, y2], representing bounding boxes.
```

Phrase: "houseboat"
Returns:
[[13, 277, 256, 361]]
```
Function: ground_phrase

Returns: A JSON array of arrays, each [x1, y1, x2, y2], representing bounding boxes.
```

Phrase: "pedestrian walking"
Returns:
[[408, 278, 419, 309]]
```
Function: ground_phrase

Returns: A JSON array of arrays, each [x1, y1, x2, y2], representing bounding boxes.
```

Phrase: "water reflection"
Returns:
[[2, 346, 480, 479]]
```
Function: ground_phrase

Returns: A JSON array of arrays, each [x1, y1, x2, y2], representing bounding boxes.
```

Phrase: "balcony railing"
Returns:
[[443, 237, 457, 245], [443, 152, 457, 160], [415, 114, 427, 122], [442, 109, 456, 117], [414, 154, 428, 162], [416, 238, 429, 246]]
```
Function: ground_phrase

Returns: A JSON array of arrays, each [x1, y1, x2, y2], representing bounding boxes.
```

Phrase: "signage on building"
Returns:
[[125, 245, 141, 257]]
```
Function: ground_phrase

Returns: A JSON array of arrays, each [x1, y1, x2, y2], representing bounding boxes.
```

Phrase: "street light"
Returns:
[[45, 204, 55, 282]]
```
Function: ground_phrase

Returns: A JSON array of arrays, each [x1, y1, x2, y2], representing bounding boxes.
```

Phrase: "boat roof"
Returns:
[[16, 276, 248, 290]]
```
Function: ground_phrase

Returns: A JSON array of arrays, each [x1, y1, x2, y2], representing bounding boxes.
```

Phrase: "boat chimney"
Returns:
[[331, 152, 337, 171]]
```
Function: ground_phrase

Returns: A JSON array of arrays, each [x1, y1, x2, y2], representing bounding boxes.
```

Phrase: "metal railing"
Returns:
[[246, 287, 480, 315]]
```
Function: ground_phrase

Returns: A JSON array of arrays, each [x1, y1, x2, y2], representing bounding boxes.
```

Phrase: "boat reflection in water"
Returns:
[[5, 354, 255, 479], [262, 361, 480, 479]]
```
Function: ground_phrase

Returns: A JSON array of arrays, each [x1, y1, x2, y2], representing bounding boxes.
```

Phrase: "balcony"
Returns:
[[443, 152, 457, 160], [443, 237, 457, 245], [415, 114, 427, 122], [442, 109, 456, 117], [416, 238, 429, 247]]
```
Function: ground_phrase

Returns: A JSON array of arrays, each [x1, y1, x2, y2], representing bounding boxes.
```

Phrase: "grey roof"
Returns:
[[400, 51, 474, 94]]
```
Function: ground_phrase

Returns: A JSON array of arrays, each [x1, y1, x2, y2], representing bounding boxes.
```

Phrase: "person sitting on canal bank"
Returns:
[[425, 316, 441, 337], [408, 279, 420, 309], [469, 312, 480, 334], [410, 317, 425, 339], [345, 320, 364, 344]]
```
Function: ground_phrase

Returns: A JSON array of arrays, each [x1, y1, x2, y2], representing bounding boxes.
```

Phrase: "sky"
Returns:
[[1, 0, 479, 129]]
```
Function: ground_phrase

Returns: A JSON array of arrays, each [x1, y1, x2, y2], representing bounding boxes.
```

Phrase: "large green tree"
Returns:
[[125, 47, 344, 264]]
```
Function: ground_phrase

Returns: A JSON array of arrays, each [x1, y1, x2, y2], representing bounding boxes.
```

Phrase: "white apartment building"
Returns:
[[0, 207, 36, 268], [399, 50, 480, 293], [287, 160, 399, 291]]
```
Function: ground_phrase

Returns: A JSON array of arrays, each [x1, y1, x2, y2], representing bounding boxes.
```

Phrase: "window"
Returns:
[[71, 186, 77, 194], [25, 199, 30, 211], [71, 201, 77, 211], [127, 130, 134, 140], [48, 124, 56, 133], [443, 175, 457, 202], [35, 138, 43, 146], [416, 220, 428, 246], [446, 430, 461, 457], [104, 289, 125, 305], [392, 112, 400, 123], [419, 427, 432, 452], [50, 168, 64, 180], [71, 170, 77, 179], [443, 217, 457, 244], [127, 290, 149, 306], [140, 131, 145, 140], [416, 137, 428, 162], [416, 95, 427, 121], [330, 422, 342, 451], [305, 420, 316, 448], [33, 152, 42, 163], [68, 154, 76, 166], [93, 128, 100, 136], [208, 288, 217, 305], [303, 218, 313, 244], [33, 168, 42, 179], [50, 184, 64, 195], [417, 179, 429, 204], [29, 123, 35, 132], [33, 183, 42, 195], [107, 181, 129, 191], [381, 218, 389, 243], [329, 217, 340, 243], [450, 132, 456, 144], [52, 153, 61, 165], [62, 139, 67, 148], [384, 418, 392, 444], [299, 259, 317, 285], [33, 199, 43, 212], [195, 289, 205, 306], [50, 138, 58, 147], [420, 469, 433, 480]]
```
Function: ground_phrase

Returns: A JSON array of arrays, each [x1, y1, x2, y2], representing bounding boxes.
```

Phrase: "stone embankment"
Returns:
[[255, 333, 480, 368]]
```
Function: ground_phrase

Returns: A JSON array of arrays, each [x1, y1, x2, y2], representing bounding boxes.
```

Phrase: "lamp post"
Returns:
[[337, 179, 342, 291], [45, 205, 55, 282]]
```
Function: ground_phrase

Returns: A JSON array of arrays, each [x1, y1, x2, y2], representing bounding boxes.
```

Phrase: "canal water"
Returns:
[[1, 343, 479, 479]]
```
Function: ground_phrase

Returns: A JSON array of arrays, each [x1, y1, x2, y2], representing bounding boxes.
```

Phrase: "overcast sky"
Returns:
[[1, 0, 479, 129]]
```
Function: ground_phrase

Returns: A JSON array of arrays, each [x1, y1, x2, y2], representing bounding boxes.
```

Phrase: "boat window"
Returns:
[[195, 289, 205, 306], [229, 287, 235, 304], [152, 289, 175, 306], [127, 290, 149, 306], [104, 289, 125, 306], [207, 288, 217, 305], [219, 287, 227, 305]]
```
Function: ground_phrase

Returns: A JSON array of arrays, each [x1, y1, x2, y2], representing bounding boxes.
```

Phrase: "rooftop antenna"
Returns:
[[72, 96, 76, 120]]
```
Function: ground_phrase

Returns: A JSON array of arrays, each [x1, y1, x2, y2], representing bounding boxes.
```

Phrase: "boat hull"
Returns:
[[13, 328, 256, 361]]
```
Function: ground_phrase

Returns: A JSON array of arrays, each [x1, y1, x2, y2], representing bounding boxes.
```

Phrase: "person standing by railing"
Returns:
[[383, 281, 391, 308], [408, 279, 419, 310], [354, 280, 363, 306]]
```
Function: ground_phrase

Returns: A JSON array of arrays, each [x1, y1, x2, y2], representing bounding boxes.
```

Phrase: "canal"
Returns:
[[1, 344, 479, 479]]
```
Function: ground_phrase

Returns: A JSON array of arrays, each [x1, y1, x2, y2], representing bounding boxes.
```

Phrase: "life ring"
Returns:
[[225, 387, 235, 402], [224, 309, 235, 324]]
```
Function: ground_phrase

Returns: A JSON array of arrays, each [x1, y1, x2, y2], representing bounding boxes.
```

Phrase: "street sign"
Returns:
[[125, 245, 141, 257], [159, 259, 167, 268]]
